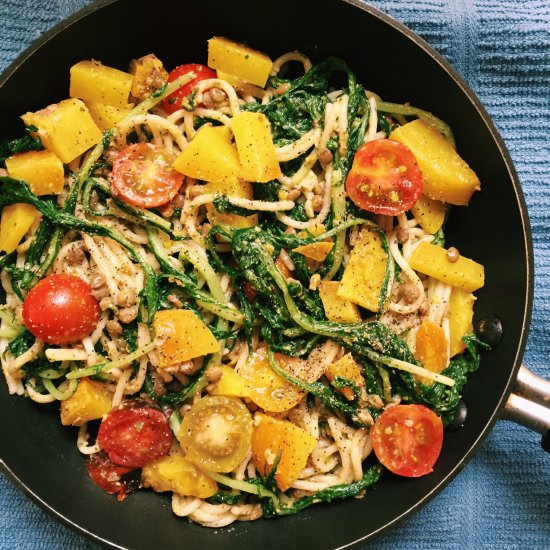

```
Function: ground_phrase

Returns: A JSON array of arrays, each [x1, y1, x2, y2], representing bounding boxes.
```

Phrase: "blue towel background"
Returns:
[[0, 0, 548, 548]]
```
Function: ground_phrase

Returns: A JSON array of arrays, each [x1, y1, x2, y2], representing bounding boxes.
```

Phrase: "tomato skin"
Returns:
[[111, 142, 183, 208], [177, 396, 253, 473], [22, 274, 101, 345], [372, 404, 443, 477], [97, 400, 172, 468], [346, 139, 423, 215], [86, 451, 140, 501], [161, 63, 217, 115]]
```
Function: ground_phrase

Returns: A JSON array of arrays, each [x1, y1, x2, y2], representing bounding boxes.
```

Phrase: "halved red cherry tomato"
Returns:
[[161, 63, 217, 115], [97, 400, 172, 468], [345, 139, 423, 215], [86, 451, 140, 501], [22, 274, 100, 345], [111, 142, 183, 208], [177, 396, 253, 473], [372, 404, 443, 477]]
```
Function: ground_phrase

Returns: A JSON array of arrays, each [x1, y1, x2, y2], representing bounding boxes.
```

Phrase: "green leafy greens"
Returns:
[[0, 126, 43, 167]]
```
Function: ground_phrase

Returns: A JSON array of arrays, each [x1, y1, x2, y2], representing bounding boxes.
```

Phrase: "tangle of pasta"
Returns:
[[0, 39, 485, 527]]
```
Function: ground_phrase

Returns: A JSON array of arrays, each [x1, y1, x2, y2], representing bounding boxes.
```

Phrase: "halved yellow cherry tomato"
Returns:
[[345, 139, 423, 215], [177, 396, 252, 473]]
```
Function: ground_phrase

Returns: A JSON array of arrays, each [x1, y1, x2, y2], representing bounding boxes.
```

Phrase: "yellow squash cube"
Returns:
[[390, 119, 481, 205], [252, 414, 316, 492], [203, 177, 258, 228], [414, 320, 448, 386], [232, 112, 281, 182], [208, 37, 272, 87], [448, 288, 476, 357], [409, 241, 484, 292], [238, 347, 305, 413], [338, 226, 388, 312], [293, 241, 334, 262], [84, 100, 131, 131], [70, 60, 133, 109], [142, 454, 217, 498], [21, 98, 102, 163], [129, 54, 168, 100], [5, 150, 64, 195], [153, 309, 220, 368], [411, 194, 446, 234], [297, 223, 327, 238], [325, 353, 364, 400], [0, 203, 38, 253], [60, 378, 112, 426], [210, 365, 251, 398], [172, 125, 240, 183], [216, 70, 265, 96], [318, 281, 361, 323]]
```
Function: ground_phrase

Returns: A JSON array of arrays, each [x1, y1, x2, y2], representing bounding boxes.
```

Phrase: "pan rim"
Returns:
[[0, 0, 535, 548]]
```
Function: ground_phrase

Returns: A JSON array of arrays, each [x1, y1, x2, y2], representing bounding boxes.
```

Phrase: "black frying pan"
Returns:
[[1, 1, 548, 549]]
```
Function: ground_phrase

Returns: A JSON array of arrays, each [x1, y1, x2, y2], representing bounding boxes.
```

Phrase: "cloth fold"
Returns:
[[0, 1, 548, 548]]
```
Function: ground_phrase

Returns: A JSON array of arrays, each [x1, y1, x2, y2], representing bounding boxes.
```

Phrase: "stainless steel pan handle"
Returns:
[[501, 365, 550, 452]]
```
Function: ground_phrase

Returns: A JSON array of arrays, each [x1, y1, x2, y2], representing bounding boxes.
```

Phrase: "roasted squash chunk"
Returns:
[[231, 112, 281, 182], [208, 37, 272, 87], [293, 241, 334, 262], [5, 150, 64, 195], [252, 414, 316, 491], [338, 226, 388, 312], [129, 54, 168, 100], [70, 60, 133, 108], [153, 310, 220, 367], [216, 70, 265, 96], [325, 353, 364, 400], [202, 177, 258, 228], [60, 377, 112, 426], [409, 241, 484, 292], [142, 453, 217, 498], [390, 119, 480, 206], [172, 125, 240, 183], [84, 100, 131, 132], [448, 288, 476, 357], [414, 321, 448, 386], [0, 203, 38, 253], [21, 99, 102, 163], [210, 366, 251, 398], [238, 347, 304, 412], [318, 280, 361, 323], [411, 194, 447, 235]]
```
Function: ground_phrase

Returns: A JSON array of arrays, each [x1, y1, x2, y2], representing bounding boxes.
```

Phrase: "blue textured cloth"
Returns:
[[0, 1, 549, 548]]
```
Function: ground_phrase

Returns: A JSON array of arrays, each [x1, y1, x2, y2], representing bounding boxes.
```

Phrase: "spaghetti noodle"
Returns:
[[0, 41, 486, 527]]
